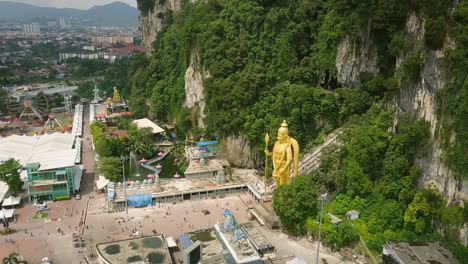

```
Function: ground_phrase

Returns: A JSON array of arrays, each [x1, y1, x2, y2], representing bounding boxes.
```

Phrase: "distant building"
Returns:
[[92, 35, 133, 47], [383, 241, 459, 264], [59, 52, 101, 61], [57, 17, 68, 28], [23, 23, 40, 34], [82, 45, 95, 51], [47, 21, 57, 27]]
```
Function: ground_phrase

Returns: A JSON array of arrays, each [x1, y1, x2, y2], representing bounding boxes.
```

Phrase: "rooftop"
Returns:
[[133, 118, 165, 134], [0, 133, 76, 167], [383, 241, 460, 264]]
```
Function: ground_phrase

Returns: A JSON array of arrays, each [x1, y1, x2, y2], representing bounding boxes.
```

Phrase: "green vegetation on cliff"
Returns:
[[130, 0, 467, 258]]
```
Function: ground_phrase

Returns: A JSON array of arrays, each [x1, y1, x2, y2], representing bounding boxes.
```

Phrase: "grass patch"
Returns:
[[146, 252, 165, 263], [128, 241, 139, 250], [104, 244, 121, 255], [190, 231, 215, 242], [142, 237, 163, 249], [127, 255, 142, 262], [32, 212, 49, 219]]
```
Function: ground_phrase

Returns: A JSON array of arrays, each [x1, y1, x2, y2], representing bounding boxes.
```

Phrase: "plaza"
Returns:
[[0, 102, 345, 264]]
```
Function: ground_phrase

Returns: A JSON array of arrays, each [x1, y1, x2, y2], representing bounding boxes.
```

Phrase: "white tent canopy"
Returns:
[[96, 175, 110, 190], [2, 196, 21, 207], [0, 208, 15, 219], [133, 118, 165, 134]]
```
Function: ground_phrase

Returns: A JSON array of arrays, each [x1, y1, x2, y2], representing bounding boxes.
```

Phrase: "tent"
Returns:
[[286, 258, 307, 264], [96, 176, 110, 190], [0, 208, 15, 222], [2, 196, 21, 207], [126, 194, 152, 207], [197, 141, 218, 147]]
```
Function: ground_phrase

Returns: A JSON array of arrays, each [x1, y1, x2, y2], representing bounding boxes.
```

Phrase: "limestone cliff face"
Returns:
[[335, 26, 379, 88], [335, 13, 467, 202], [139, 0, 183, 55], [391, 13, 468, 202], [219, 135, 261, 168], [184, 47, 209, 128], [334, 12, 467, 245]]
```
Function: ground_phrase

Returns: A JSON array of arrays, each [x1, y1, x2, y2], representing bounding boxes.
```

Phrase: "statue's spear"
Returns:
[[264, 133, 270, 184]]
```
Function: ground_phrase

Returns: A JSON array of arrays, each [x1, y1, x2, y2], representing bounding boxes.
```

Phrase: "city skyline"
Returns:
[[0, 0, 137, 9]]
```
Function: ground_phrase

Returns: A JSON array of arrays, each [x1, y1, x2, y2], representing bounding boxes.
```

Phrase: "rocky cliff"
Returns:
[[139, 0, 183, 55], [394, 13, 467, 202], [335, 27, 379, 88], [335, 11, 467, 246], [184, 47, 209, 128], [335, 12, 467, 202]]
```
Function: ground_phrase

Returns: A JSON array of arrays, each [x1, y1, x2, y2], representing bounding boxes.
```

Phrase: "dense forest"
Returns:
[[128, 0, 467, 172], [104, 0, 468, 260]]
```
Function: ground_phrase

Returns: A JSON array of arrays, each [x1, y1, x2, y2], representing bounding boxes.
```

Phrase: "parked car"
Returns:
[[37, 205, 50, 212], [75, 194, 81, 200]]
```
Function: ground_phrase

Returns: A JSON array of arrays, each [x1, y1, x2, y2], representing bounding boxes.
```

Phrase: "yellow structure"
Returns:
[[265, 120, 299, 186], [106, 97, 113, 106], [112, 87, 121, 102]]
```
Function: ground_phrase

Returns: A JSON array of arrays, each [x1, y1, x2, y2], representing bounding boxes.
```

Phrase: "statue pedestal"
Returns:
[[252, 201, 280, 229], [248, 177, 280, 229]]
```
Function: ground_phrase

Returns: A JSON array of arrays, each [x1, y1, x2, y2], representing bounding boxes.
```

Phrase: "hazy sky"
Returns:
[[0, 0, 137, 9]]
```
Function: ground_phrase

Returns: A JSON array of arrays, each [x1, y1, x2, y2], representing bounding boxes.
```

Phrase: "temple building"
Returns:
[[93, 87, 131, 124]]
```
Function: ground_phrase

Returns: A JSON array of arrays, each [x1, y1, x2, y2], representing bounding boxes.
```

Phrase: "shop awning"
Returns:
[[2, 196, 21, 207]]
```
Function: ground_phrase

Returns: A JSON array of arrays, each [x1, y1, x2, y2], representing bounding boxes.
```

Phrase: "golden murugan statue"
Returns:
[[265, 120, 300, 186]]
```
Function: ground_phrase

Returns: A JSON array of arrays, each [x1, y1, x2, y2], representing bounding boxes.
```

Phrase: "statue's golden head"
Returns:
[[277, 120, 289, 142]]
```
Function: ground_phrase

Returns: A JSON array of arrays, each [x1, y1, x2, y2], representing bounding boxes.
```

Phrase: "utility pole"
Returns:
[[316, 193, 327, 264], [119, 155, 129, 221]]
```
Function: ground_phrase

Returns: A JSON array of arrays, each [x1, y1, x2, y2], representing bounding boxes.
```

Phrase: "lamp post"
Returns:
[[316, 193, 327, 264], [119, 155, 129, 221]]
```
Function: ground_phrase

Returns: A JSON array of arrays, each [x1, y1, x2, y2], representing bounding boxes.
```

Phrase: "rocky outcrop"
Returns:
[[184, 47, 210, 128], [391, 13, 467, 202], [219, 135, 260, 168], [139, 0, 183, 55], [335, 26, 379, 88]]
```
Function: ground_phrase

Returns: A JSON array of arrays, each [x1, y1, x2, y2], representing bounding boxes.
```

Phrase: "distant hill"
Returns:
[[0, 1, 139, 26]]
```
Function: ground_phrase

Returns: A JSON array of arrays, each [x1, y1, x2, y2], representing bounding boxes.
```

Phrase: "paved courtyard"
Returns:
[[0, 105, 344, 264]]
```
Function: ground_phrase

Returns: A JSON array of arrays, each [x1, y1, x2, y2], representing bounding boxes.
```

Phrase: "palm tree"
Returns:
[[2, 253, 28, 264]]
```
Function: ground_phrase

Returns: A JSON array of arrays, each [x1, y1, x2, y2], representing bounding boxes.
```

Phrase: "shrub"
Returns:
[[104, 244, 121, 255], [425, 16, 447, 50], [127, 255, 142, 262], [142, 237, 163, 249], [53, 196, 71, 201], [401, 53, 423, 83]]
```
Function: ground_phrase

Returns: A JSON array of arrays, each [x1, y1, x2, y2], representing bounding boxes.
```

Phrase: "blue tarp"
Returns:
[[126, 194, 152, 207], [108, 191, 115, 200], [199, 147, 208, 151], [179, 234, 192, 249], [197, 141, 218, 147]]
